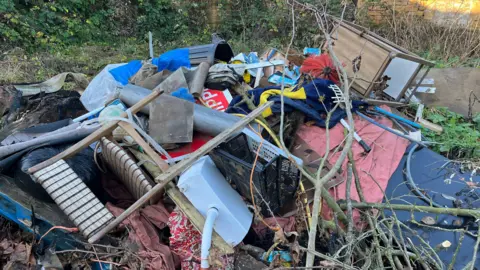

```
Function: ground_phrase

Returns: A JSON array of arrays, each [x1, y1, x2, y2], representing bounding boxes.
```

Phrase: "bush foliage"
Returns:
[[0, 0, 207, 50], [0, 0, 352, 52]]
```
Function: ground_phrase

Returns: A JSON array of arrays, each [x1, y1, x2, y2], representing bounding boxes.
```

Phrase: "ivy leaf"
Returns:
[[474, 113, 480, 123], [428, 113, 446, 123], [439, 144, 450, 152]]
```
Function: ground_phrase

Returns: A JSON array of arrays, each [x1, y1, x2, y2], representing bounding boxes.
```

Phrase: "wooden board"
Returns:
[[329, 25, 390, 94]]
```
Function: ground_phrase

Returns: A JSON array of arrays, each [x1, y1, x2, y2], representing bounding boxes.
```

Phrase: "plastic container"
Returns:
[[186, 41, 234, 65], [209, 129, 302, 217], [178, 156, 252, 246]]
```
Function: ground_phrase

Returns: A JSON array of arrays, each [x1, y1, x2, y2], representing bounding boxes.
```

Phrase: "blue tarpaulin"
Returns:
[[152, 48, 190, 71], [109, 60, 143, 85], [109, 48, 190, 86]]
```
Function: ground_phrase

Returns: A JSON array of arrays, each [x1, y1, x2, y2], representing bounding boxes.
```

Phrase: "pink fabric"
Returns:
[[107, 202, 180, 270], [296, 111, 409, 227]]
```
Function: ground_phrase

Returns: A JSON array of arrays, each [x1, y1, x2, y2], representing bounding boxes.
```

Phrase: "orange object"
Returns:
[[300, 54, 343, 85]]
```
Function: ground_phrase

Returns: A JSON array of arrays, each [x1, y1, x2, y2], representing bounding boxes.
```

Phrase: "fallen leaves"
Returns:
[[436, 240, 452, 249], [421, 216, 436, 225]]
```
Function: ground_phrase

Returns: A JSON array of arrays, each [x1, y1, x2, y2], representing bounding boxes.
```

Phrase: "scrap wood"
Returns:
[[362, 98, 407, 108], [117, 122, 169, 172], [88, 101, 274, 243], [129, 149, 233, 253]]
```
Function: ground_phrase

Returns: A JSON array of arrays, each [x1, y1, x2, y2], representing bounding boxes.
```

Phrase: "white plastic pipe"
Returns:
[[201, 207, 219, 269], [148, 31, 154, 59], [73, 106, 105, 122]]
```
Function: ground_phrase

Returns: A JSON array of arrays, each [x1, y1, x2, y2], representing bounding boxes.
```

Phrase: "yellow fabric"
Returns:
[[243, 71, 251, 83], [259, 86, 306, 117], [232, 60, 251, 83]]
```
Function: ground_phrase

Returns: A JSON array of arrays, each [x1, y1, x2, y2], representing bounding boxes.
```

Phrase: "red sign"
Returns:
[[200, 89, 233, 112]]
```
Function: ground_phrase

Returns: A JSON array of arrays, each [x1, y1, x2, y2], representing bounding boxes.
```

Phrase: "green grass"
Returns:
[[0, 36, 289, 84], [422, 107, 480, 160], [0, 39, 150, 84]]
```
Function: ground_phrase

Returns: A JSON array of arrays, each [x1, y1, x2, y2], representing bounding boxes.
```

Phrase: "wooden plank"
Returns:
[[362, 98, 407, 108], [118, 122, 169, 172], [87, 101, 273, 244], [28, 90, 163, 174], [129, 150, 234, 253]]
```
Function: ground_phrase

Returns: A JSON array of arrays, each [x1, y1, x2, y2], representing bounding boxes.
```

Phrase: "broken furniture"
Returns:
[[328, 19, 435, 102], [100, 137, 154, 201], [27, 86, 273, 247], [27, 89, 168, 241]]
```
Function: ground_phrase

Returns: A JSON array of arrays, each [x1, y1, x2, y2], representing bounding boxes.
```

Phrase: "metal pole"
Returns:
[[148, 31, 154, 59]]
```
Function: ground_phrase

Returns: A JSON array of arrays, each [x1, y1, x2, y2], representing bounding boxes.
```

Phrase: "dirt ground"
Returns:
[[418, 67, 480, 117]]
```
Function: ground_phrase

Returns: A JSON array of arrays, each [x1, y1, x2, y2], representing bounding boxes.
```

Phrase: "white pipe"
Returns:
[[148, 32, 154, 59], [73, 106, 105, 123], [201, 207, 219, 269]]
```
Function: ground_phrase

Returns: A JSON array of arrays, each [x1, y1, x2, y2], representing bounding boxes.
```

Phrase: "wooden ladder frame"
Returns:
[[28, 88, 272, 252]]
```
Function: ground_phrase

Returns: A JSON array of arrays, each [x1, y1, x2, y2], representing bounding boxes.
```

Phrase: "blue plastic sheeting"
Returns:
[[172, 87, 195, 103], [385, 145, 480, 269], [109, 48, 190, 86], [151, 48, 190, 71], [109, 60, 142, 85]]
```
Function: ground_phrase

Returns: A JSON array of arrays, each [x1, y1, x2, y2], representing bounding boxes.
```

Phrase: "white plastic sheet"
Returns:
[[80, 63, 124, 111]]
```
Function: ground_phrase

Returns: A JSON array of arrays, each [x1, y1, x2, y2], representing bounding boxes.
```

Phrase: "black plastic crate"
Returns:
[[209, 132, 300, 217]]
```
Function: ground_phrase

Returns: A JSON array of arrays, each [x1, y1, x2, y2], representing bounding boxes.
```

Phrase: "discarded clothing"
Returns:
[[227, 79, 366, 128], [268, 96, 347, 128], [205, 64, 244, 90], [296, 109, 409, 227], [107, 202, 179, 270], [129, 62, 158, 85]]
